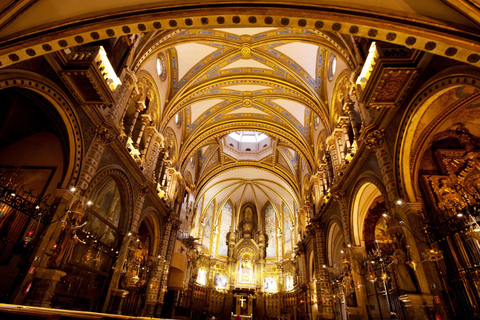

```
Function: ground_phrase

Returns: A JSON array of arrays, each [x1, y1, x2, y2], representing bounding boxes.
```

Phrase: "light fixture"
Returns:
[[396, 199, 405, 206]]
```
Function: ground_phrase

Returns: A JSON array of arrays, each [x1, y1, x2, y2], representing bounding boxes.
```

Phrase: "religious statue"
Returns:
[[241, 253, 252, 281], [245, 207, 253, 220], [391, 241, 417, 293], [242, 207, 254, 237]]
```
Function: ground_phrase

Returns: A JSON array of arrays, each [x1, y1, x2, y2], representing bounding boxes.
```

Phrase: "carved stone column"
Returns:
[[332, 190, 351, 245], [307, 222, 334, 319], [77, 126, 116, 191], [363, 129, 399, 202], [398, 202, 447, 320], [127, 101, 145, 138], [343, 99, 359, 141], [143, 256, 162, 317], [134, 115, 150, 149], [157, 216, 180, 316], [345, 246, 367, 320], [110, 67, 138, 125]]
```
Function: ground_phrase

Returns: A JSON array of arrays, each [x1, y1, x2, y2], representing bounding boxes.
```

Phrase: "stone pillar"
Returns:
[[399, 202, 449, 320], [332, 191, 351, 245], [77, 126, 116, 191], [134, 115, 149, 149], [143, 256, 162, 316], [108, 68, 137, 125], [307, 222, 334, 319], [346, 247, 367, 320], [157, 216, 180, 316], [127, 101, 145, 138], [363, 129, 398, 202], [343, 98, 359, 141]]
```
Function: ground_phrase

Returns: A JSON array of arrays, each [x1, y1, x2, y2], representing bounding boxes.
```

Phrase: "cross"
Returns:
[[239, 297, 246, 308]]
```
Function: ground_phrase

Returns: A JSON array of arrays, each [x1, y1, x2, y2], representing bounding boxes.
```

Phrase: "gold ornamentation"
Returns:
[[96, 126, 116, 145], [241, 45, 251, 59], [363, 129, 384, 151]]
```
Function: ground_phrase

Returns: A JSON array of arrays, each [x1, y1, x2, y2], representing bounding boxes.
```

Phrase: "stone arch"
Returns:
[[0, 69, 83, 190], [397, 67, 480, 202], [350, 175, 387, 246], [1, 6, 480, 69], [326, 219, 344, 269], [84, 165, 134, 233], [138, 208, 163, 256]]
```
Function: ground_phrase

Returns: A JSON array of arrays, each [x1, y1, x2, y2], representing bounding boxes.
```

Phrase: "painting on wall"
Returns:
[[264, 276, 277, 291], [217, 202, 232, 256], [214, 272, 227, 288], [202, 201, 214, 250], [265, 203, 276, 258]]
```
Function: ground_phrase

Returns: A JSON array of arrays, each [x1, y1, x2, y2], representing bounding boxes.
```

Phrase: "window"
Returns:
[[175, 113, 182, 128], [327, 53, 337, 82], [157, 53, 167, 81]]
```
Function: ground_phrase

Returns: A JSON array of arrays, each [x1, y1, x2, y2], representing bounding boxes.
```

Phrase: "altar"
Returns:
[[233, 294, 255, 317]]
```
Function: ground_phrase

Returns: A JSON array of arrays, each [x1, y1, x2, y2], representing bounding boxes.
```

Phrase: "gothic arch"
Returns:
[[0, 69, 83, 189], [397, 67, 480, 202]]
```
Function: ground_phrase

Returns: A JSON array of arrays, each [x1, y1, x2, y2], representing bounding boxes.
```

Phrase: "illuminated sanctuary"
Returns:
[[1, 1, 480, 320]]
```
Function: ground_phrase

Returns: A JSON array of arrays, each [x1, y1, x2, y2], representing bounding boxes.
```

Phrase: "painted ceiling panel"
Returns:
[[219, 58, 274, 71], [271, 99, 306, 126], [175, 43, 218, 80], [190, 99, 225, 123], [220, 84, 273, 91], [226, 107, 269, 116], [274, 42, 319, 79]]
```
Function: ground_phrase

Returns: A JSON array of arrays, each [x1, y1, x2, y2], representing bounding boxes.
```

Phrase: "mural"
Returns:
[[214, 273, 227, 288], [218, 202, 232, 256], [264, 276, 277, 291], [197, 268, 207, 285], [285, 275, 294, 291], [192, 196, 203, 237], [283, 203, 292, 255], [203, 201, 214, 250], [265, 203, 277, 258]]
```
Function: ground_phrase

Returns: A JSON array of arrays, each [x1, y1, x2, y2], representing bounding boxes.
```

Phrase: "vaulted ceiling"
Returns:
[[132, 27, 354, 236]]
